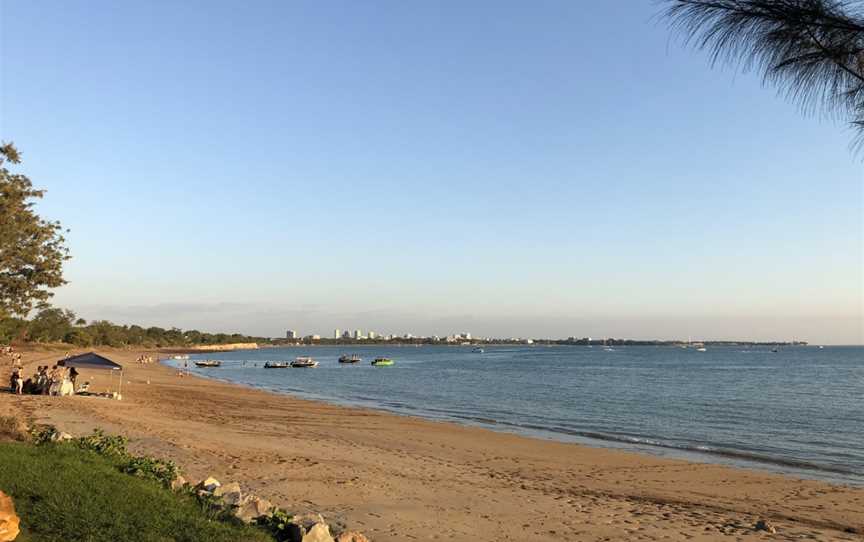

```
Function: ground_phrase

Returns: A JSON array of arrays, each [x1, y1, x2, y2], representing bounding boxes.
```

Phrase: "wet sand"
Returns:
[[2, 348, 862, 541]]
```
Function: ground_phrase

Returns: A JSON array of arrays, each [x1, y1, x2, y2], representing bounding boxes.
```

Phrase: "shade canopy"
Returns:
[[59, 352, 122, 371]]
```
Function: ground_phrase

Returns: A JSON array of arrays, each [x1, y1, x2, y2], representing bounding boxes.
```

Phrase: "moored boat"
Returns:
[[338, 354, 362, 363], [194, 360, 221, 368], [371, 357, 394, 366], [264, 361, 290, 369], [291, 356, 318, 368]]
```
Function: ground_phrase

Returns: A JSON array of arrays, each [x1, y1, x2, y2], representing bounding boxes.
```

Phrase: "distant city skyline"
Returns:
[[1, 2, 860, 345]]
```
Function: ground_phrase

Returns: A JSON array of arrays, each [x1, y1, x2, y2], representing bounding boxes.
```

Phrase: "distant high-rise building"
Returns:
[[334, 329, 341, 339], [354, 329, 362, 340], [286, 330, 298, 340], [342, 330, 352, 339], [368, 331, 377, 340]]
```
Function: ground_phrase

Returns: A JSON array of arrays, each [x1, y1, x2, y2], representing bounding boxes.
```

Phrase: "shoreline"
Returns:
[[167, 347, 863, 488], [4, 347, 863, 541], [178, 360, 863, 488]]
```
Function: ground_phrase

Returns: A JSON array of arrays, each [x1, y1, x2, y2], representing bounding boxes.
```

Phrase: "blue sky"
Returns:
[[1, 1, 861, 343]]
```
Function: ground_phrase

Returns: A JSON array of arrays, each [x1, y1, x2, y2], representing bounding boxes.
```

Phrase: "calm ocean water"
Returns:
[[166, 345, 864, 485]]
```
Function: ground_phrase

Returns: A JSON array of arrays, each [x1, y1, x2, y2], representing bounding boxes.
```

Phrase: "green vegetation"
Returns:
[[0, 306, 270, 347], [0, 143, 69, 319], [0, 441, 271, 542]]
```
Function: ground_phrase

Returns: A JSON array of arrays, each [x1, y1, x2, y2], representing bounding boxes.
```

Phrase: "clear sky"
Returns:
[[1, 1, 861, 343]]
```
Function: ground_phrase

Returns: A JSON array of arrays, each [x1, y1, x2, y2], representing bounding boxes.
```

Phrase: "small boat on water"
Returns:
[[264, 361, 290, 369], [338, 354, 362, 364], [194, 360, 221, 368], [371, 357, 394, 367], [172, 354, 190, 360], [472, 347, 484, 353], [291, 356, 318, 368], [696, 347, 707, 352]]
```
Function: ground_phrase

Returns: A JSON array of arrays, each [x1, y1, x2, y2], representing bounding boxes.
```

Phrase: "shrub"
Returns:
[[29, 424, 59, 445], [73, 429, 129, 458], [119, 455, 179, 487], [255, 508, 295, 541]]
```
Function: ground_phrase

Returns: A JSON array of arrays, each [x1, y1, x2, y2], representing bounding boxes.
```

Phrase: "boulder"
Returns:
[[213, 482, 243, 506], [55, 431, 73, 442], [754, 519, 777, 534], [335, 531, 370, 542], [170, 475, 187, 492], [286, 514, 333, 542], [300, 522, 335, 542], [0, 491, 20, 542], [234, 496, 273, 523]]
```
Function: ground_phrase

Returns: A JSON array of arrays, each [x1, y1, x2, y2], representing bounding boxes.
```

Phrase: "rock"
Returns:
[[291, 513, 326, 531], [300, 522, 335, 542], [50, 431, 73, 442], [335, 531, 370, 542], [170, 475, 187, 491], [0, 491, 20, 542], [234, 496, 273, 523], [754, 519, 777, 533], [213, 482, 243, 506], [286, 514, 333, 542], [199, 477, 221, 492]]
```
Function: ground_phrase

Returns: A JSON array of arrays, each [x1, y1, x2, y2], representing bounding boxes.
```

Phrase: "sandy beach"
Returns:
[[2, 348, 862, 542]]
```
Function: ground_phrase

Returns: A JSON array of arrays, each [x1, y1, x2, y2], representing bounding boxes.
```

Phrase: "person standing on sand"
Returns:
[[13, 371, 23, 395], [47, 365, 63, 396]]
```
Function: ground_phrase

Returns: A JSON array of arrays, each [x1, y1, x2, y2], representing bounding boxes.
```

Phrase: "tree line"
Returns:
[[0, 307, 270, 347]]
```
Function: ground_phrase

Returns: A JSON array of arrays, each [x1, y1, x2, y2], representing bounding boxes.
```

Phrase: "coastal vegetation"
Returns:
[[0, 438, 270, 542], [663, 0, 864, 145], [0, 416, 362, 542], [0, 307, 269, 347]]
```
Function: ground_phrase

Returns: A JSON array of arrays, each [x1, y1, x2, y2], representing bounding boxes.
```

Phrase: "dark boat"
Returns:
[[338, 354, 362, 363], [194, 360, 221, 368], [264, 361, 290, 369]]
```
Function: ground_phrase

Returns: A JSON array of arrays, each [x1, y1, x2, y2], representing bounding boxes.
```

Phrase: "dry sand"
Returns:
[[2, 348, 862, 541]]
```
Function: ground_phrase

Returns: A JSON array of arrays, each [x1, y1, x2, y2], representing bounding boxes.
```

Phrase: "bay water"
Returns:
[[166, 345, 863, 485]]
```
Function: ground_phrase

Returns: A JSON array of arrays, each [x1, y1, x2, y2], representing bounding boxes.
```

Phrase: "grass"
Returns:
[[0, 442, 272, 542]]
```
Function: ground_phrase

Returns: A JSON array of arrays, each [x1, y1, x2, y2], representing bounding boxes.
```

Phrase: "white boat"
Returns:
[[264, 361, 290, 369], [472, 347, 484, 353], [291, 357, 318, 368], [194, 360, 221, 368], [696, 347, 707, 352], [172, 354, 190, 360]]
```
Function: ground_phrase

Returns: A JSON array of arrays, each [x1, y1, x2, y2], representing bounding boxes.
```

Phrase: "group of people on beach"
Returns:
[[10, 365, 79, 396], [136, 354, 155, 364], [4, 345, 83, 396]]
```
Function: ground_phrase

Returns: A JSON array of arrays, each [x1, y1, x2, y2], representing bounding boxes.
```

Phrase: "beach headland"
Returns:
[[2, 347, 862, 541]]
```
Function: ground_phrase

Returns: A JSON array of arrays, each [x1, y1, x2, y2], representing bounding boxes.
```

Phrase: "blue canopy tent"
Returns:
[[59, 352, 124, 398]]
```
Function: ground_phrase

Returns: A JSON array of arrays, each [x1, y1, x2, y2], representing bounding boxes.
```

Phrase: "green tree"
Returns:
[[0, 142, 70, 316], [64, 328, 93, 347], [27, 307, 76, 342]]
